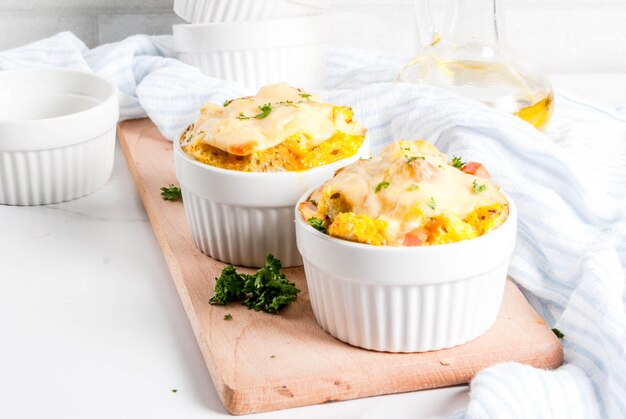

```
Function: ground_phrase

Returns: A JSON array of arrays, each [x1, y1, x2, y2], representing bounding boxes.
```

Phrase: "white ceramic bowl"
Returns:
[[173, 14, 329, 91], [0, 69, 119, 206], [295, 192, 518, 352], [174, 136, 370, 268], [174, 0, 329, 23]]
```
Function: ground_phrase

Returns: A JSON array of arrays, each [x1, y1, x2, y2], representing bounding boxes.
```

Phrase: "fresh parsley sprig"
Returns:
[[160, 185, 182, 201], [209, 254, 300, 314]]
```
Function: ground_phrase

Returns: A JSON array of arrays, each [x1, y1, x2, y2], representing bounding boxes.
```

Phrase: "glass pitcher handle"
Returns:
[[413, 0, 439, 48]]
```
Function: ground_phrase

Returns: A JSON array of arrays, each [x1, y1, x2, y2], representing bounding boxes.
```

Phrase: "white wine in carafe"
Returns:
[[399, 57, 554, 130], [399, 0, 554, 130]]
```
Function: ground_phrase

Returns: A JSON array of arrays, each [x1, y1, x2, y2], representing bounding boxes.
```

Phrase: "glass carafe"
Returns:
[[397, 0, 554, 130]]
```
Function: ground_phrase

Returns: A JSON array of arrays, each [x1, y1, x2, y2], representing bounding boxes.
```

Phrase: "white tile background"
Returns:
[[0, 0, 625, 73]]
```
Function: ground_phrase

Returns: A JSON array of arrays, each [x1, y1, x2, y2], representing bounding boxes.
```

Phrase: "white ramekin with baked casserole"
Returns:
[[295, 140, 517, 352], [174, 83, 369, 267]]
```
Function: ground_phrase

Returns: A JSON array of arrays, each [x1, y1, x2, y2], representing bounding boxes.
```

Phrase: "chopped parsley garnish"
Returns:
[[552, 328, 564, 339], [160, 184, 182, 201], [279, 100, 297, 107], [223, 313, 233, 320], [375, 181, 390, 193], [209, 254, 300, 314], [428, 197, 437, 210], [472, 179, 487, 193], [308, 217, 327, 233], [410, 184, 419, 191], [171, 389, 178, 393], [406, 155, 425, 164], [451, 155, 465, 169], [402, 147, 411, 151], [223, 99, 232, 107], [236, 103, 273, 120], [299, 93, 312, 101], [255, 103, 272, 119]]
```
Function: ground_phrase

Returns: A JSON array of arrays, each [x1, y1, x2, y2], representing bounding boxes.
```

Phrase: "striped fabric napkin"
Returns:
[[2, 32, 624, 419]]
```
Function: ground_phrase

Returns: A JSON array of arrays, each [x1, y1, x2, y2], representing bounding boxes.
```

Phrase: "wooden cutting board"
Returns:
[[117, 118, 563, 415]]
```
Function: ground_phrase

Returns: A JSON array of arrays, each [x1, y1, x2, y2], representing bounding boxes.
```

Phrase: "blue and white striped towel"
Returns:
[[2, 32, 624, 419]]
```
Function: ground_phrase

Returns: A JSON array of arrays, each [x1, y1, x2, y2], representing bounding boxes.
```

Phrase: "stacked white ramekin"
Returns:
[[0, 69, 118, 206], [172, 0, 330, 91]]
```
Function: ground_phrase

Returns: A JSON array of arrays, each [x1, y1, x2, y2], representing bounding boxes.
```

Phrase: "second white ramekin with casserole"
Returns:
[[174, 137, 370, 268], [0, 69, 118, 206], [173, 15, 329, 91], [295, 193, 517, 352]]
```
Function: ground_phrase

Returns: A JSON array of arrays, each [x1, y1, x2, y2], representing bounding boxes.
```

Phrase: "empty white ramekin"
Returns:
[[174, 136, 370, 268], [174, 0, 329, 23], [173, 14, 329, 91], [295, 192, 517, 352], [0, 69, 119, 206]]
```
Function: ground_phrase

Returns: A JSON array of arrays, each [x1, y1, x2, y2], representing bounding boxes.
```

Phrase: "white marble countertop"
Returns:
[[1, 74, 623, 419]]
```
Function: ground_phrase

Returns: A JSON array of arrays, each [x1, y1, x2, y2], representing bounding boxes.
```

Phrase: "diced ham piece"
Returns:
[[227, 141, 257, 156], [461, 162, 491, 179], [298, 201, 319, 221], [402, 228, 428, 246]]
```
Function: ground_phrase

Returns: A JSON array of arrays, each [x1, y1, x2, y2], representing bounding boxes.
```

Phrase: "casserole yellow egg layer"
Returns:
[[180, 83, 366, 172], [299, 140, 509, 246]]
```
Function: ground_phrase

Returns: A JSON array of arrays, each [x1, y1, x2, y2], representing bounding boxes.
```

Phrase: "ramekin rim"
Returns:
[[0, 68, 118, 126]]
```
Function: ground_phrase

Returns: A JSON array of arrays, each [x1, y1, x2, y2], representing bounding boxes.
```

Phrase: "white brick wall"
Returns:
[[0, 0, 182, 49], [0, 0, 625, 73]]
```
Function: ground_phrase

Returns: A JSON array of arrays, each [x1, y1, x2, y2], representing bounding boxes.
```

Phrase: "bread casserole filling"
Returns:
[[181, 83, 366, 172], [298, 140, 509, 246]]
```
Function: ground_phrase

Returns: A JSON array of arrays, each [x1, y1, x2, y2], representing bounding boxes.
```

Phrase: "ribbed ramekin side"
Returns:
[[178, 45, 326, 91], [181, 190, 302, 267], [302, 259, 508, 352], [0, 128, 115, 206]]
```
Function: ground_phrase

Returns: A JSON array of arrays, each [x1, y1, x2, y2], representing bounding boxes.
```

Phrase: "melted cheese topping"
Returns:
[[303, 140, 509, 246], [181, 83, 365, 156]]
